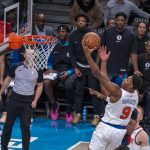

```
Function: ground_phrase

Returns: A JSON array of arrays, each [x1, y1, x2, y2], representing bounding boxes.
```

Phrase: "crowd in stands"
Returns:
[[0, 0, 150, 149]]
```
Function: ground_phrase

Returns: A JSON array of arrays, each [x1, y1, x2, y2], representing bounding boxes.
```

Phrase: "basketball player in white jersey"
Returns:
[[82, 44, 143, 150], [129, 106, 150, 150], [88, 87, 138, 144]]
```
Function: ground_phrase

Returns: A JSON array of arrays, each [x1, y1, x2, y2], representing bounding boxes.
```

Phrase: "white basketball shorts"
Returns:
[[89, 122, 127, 150]]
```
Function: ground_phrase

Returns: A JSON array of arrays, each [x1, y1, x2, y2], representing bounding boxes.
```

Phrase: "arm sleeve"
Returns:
[[37, 70, 43, 83]]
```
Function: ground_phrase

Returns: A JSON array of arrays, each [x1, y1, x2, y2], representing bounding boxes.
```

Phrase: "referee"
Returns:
[[0, 50, 43, 150]]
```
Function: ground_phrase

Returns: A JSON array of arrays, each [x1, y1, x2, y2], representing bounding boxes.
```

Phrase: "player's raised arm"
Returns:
[[82, 43, 122, 102]]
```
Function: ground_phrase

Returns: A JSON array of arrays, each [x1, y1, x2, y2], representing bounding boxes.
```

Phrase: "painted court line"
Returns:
[[68, 141, 89, 150]]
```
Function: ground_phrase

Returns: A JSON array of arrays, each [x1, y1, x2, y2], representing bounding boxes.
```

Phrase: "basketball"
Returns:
[[82, 32, 101, 50]]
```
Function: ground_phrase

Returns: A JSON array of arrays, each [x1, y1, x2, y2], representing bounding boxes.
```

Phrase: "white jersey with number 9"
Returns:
[[102, 89, 138, 126]]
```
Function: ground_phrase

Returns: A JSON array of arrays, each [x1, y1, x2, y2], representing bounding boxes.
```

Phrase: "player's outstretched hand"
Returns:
[[99, 46, 110, 62], [82, 40, 97, 55]]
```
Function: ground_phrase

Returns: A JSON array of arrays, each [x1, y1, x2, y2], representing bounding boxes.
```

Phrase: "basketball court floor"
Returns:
[[0, 118, 93, 150], [0, 117, 150, 150]]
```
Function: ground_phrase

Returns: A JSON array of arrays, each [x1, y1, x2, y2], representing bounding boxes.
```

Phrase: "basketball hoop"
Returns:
[[9, 33, 58, 70]]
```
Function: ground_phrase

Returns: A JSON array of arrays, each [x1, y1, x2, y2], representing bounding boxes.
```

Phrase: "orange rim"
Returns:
[[9, 33, 23, 49], [9, 33, 58, 49]]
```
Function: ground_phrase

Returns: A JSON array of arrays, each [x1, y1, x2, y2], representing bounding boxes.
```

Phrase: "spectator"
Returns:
[[138, 38, 150, 125], [106, 18, 116, 28], [129, 106, 150, 150], [97, 17, 116, 37], [105, 0, 150, 25], [70, 0, 103, 29], [69, 13, 104, 126], [33, 13, 55, 36], [44, 25, 76, 123], [102, 12, 142, 86], [136, 21, 149, 55]]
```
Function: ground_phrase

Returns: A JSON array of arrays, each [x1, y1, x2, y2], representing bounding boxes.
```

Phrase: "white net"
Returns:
[[23, 36, 57, 70]]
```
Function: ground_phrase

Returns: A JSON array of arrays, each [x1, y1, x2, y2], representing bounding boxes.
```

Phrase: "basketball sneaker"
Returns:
[[72, 113, 81, 124], [91, 115, 100, 127], [50, 102, 59, 120], [65, 113, 73, 123]]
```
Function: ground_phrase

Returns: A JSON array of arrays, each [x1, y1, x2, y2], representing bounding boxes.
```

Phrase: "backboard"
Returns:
[[0, 0, 33, 55]]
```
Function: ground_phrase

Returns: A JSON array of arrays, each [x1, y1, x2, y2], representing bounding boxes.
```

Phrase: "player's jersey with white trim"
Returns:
[[129, 127, 143, 150], [102, 89, 138, 126]]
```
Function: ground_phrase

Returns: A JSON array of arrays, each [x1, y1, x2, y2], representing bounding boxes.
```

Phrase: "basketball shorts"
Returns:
[[89, 122, 127, 150]]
